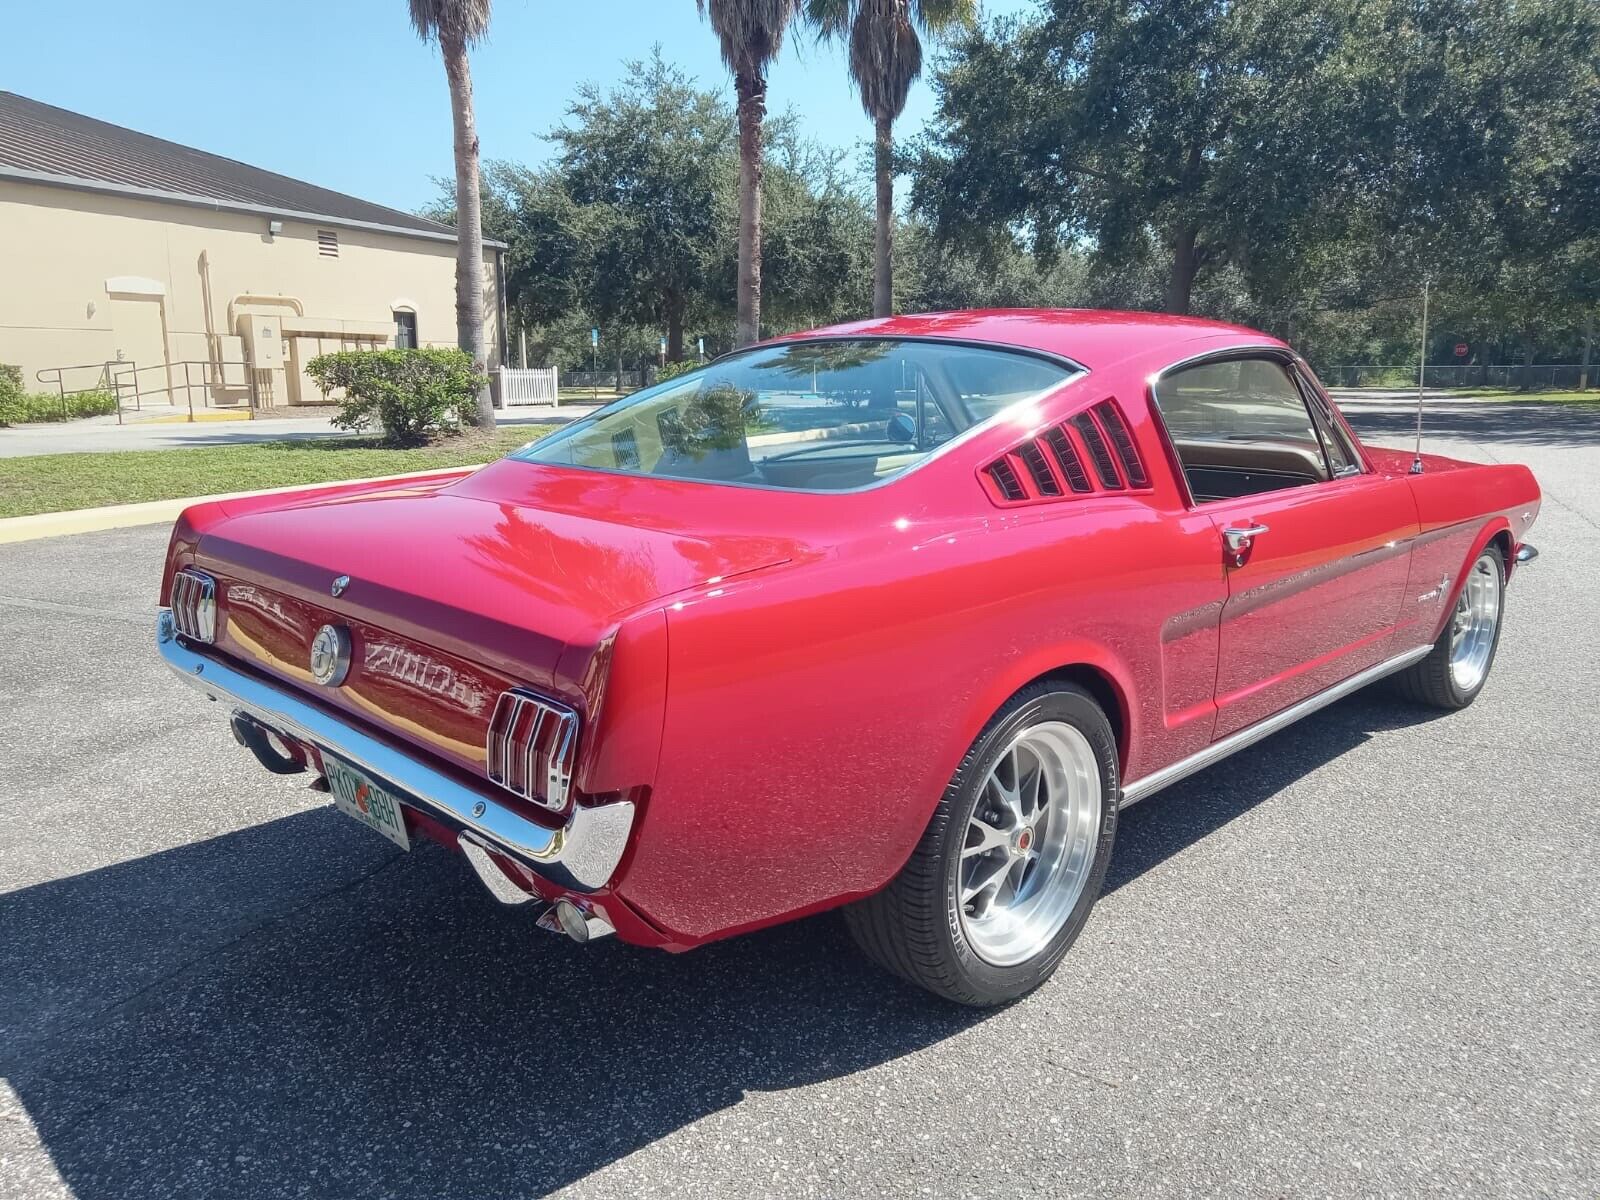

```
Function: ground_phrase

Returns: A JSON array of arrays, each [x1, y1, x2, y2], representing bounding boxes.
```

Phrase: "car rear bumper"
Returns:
[[155, 609, 634, 893]]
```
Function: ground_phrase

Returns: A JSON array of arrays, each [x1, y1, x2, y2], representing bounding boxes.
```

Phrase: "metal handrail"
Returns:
[[35, 359, 255, 424]]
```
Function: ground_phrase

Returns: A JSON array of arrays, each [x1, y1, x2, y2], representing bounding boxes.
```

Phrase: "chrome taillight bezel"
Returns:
[[169, 568, 217, 644], [486, 688, 579, 812]]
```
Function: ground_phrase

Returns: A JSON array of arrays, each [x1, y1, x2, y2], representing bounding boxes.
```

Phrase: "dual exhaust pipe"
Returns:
[[231, 711, 614, 943]]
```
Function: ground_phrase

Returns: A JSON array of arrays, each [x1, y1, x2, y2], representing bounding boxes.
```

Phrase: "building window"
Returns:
[[394, 310, 418, 349], [317, 230, 339, 258]]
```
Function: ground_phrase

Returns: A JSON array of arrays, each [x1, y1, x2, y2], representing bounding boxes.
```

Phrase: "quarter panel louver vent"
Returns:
[[1071, 412, 1124, 489], [980, 398, 1153, 507], [1015, 441, 1062, 496], [486, 688, 579, 813], [987, 458, 1028, 501], [1043, 426, 1093, 492], [317, 229, 339, 258], [1093, 400, 1148, 487]]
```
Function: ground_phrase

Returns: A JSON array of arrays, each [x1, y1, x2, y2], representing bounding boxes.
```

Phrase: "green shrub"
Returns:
[[0, 363, 23, 427], [0, 373, 119, 426], [657, 360, 702, 384], [306, 349, 486, 446], [65, 389, 118, 418]]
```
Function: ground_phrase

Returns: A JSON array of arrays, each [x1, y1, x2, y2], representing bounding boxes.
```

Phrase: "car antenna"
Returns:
[[1411, 276, 1429, 475]]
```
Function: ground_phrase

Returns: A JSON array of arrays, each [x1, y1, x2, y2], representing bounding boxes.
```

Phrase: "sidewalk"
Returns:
[[0, 404, 597, 459]]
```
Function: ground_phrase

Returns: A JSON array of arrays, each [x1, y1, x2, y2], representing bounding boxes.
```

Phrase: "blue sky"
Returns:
[[2, 0, 1036, 218]]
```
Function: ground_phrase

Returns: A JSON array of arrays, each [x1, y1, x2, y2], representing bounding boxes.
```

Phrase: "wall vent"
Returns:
[[317, 229, 339, 258]]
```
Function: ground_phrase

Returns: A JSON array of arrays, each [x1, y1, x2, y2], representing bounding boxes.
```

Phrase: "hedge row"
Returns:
[[0, 365, 119, 426]]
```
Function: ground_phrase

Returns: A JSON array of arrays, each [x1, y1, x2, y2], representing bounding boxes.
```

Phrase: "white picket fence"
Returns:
[[500, 366, 560, 406]]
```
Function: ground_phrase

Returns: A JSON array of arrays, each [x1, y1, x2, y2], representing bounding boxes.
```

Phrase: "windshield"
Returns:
[[513, 338, 1078, 492]]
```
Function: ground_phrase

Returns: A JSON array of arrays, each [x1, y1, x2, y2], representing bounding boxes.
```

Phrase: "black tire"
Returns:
[[844, 681, 1119, 1007], [1392, 544, 1506, 710]]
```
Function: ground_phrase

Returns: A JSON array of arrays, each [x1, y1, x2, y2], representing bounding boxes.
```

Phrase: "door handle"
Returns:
[[1222, 523, 1269, 554]]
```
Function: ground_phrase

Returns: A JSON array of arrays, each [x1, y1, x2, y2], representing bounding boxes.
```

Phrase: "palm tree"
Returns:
[[409, 0, 496, 426], [809, 0, 974, 316], [697, 0, 802, 346]]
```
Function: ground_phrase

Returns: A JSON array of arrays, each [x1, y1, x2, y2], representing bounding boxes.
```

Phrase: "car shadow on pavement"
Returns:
[[1104, 690, 1445, 896], [0, 807, 981, 1199], [0, 691, 1442, 1199]]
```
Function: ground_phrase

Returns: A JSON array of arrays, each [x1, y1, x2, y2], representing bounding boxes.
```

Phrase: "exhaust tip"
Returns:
[[542, 898, 616, 944], [554, 900, 591, 943]]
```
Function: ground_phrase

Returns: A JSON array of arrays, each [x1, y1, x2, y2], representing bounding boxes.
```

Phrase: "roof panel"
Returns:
[[0, 92, 456, 237]]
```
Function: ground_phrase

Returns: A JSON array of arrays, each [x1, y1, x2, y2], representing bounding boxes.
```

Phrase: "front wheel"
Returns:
[[1393, 545, 1506, 710], [845, 682, 1119, 1007]]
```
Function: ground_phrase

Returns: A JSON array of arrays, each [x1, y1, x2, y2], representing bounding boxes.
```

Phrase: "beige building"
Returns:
[[0, 92, 503, 411]]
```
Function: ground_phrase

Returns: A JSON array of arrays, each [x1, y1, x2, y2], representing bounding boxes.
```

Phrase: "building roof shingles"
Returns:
[[0, 91, 456, 238]]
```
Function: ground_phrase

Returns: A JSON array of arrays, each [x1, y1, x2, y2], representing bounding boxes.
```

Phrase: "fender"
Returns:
[[1431, 517, 1513, 644]]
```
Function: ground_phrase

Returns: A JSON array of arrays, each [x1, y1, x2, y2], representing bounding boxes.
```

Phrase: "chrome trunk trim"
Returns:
[[156, 610, 633, 892], [1119, 644, 1432, 807]]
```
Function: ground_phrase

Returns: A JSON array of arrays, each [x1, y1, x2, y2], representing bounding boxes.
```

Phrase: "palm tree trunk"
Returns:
[[443, 35, 494, 427], [734, 71, 766, 347], [873, 115, 894, 318]]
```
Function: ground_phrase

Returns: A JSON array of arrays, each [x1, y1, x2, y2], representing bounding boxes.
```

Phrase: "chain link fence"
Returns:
[[1328, 363, 1595, 390]]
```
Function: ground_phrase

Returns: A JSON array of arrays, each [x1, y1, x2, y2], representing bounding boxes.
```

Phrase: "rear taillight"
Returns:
[[486, 689, 579, 812], [169, 568, 216, 643]]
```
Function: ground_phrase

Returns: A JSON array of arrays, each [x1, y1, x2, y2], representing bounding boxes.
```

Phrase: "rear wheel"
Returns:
[[845, 682, 1118, 1006], [1393, 545, 1505, 710]]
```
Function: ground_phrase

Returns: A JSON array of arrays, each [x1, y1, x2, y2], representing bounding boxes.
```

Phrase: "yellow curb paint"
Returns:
[[0, 464, 485, 546], [131, 411, 253, 424]]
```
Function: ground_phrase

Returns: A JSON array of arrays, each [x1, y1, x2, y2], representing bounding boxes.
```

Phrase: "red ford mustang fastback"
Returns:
[[158, 310, 1540, 1005]]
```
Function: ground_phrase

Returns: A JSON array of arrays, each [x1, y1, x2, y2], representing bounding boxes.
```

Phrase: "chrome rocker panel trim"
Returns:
[[1120, 644, 1432, 807], [156, 609, 633, 892]]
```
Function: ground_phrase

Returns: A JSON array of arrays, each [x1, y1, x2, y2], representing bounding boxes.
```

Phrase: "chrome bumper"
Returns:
[[1516, 541, 1539, 565], [156, 610, 633, 892]]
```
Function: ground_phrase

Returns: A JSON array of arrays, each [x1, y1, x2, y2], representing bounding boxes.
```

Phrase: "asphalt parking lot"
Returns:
[[2, 399, 1596, 1198]]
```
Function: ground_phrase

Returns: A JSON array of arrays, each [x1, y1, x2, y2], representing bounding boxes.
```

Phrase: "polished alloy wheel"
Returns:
[[958, 721, 1103, 967], [1449, 553, 1502, 692]]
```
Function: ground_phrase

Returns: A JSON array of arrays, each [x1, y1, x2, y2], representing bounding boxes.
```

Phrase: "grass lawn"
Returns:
[[1481, 389, 1600, 405], [0, 427, 552, 519]]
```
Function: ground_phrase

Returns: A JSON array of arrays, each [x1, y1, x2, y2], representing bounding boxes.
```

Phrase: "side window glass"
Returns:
[[1296, 369, 1361, 477], [1153, 357, 1331, 502]]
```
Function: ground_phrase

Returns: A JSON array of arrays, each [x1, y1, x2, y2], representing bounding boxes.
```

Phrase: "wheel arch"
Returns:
[[1432, 518, 1513, 642], [955, 645, 1136, 785], [1028, 664, 1129, 773]]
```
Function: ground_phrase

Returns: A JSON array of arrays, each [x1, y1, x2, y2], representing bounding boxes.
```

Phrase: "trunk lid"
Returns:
[[190, 463, 804, 775]]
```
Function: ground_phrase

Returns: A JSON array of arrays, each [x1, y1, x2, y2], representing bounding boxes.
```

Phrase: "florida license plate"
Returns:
[[325, 757, 411, 851]]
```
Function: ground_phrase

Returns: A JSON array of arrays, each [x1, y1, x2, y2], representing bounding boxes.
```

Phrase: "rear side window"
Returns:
[[515, 339, 1077, 492], [1153, 357, 1332, 502]]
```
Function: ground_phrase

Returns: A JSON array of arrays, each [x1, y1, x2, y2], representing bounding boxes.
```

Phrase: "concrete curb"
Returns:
[[0, 464, 485, 546]]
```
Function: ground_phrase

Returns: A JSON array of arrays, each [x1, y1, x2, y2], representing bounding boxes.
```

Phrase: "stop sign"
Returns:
[[1454, 343, 1469, 357]]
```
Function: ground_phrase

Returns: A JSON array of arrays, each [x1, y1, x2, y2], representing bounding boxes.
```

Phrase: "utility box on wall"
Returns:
[[240, 314, 284, 368]]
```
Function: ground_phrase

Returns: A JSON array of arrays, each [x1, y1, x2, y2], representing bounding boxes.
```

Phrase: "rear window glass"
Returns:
[[513, 339, 1077, 492]]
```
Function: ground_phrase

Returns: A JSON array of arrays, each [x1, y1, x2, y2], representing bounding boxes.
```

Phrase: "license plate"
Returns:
[[325, 757, 411, 851]]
